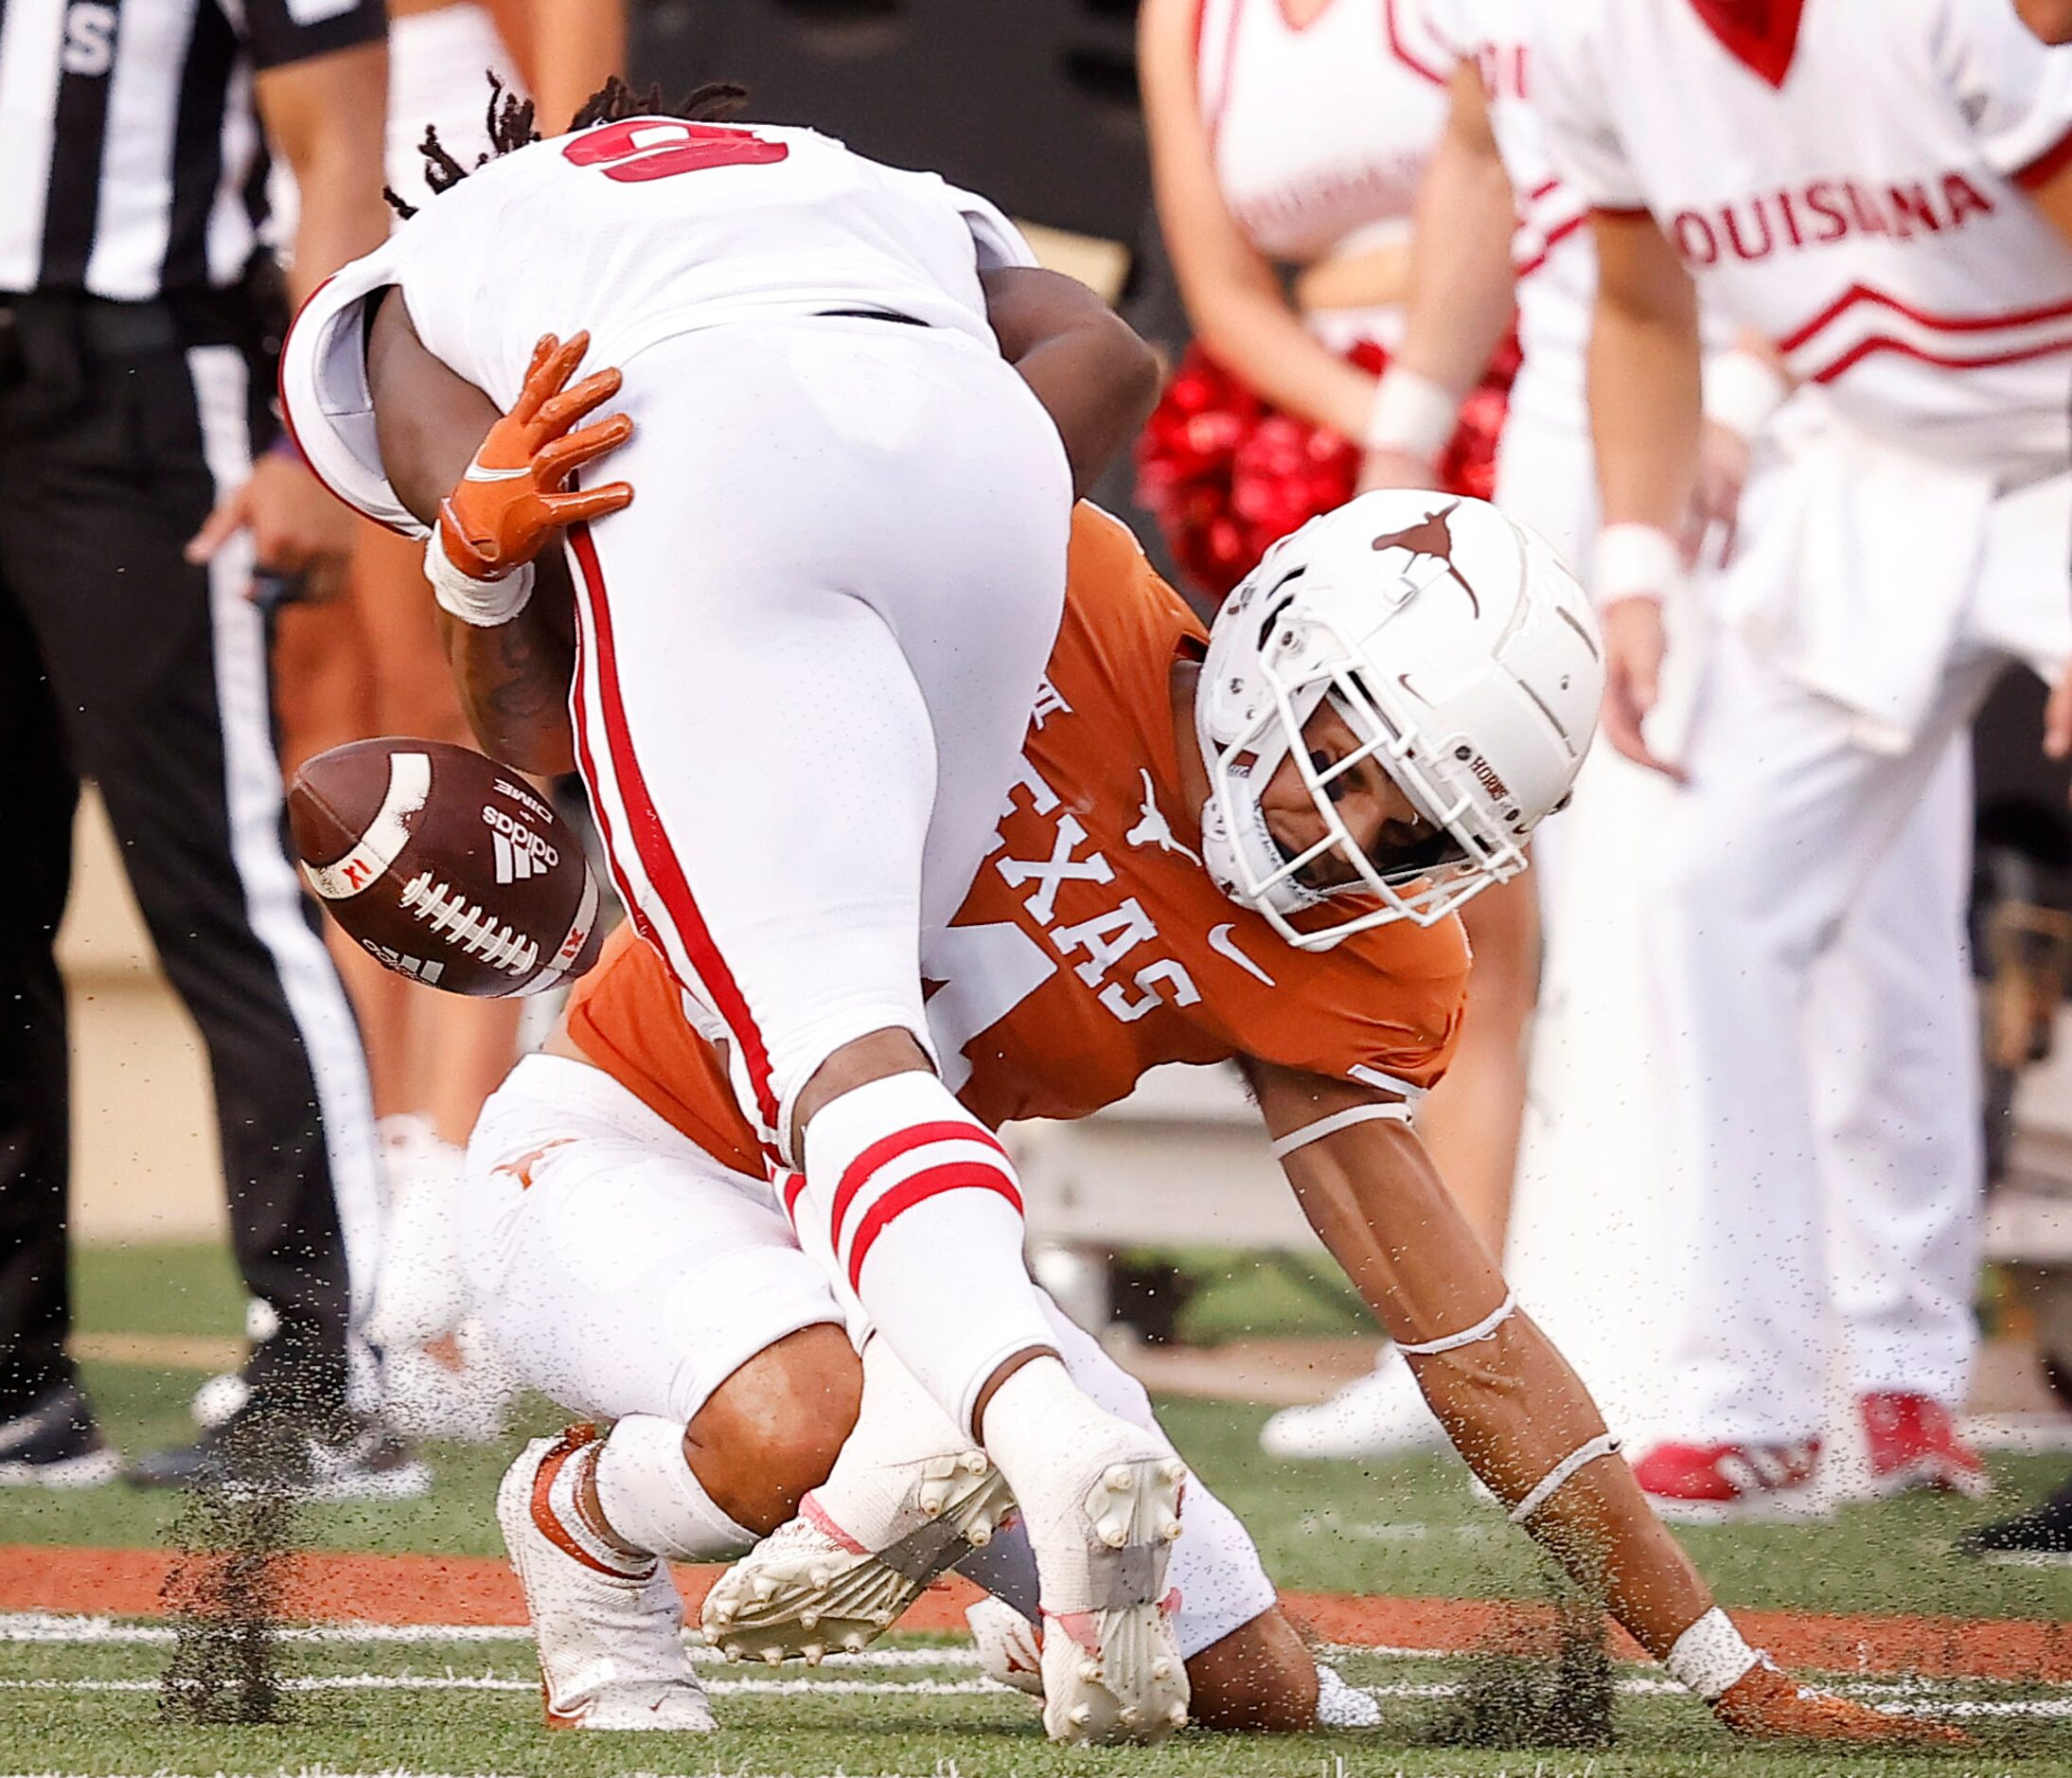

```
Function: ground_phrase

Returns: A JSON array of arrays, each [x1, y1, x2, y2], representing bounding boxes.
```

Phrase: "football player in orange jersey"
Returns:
[[320, 288, 1956, 1746]]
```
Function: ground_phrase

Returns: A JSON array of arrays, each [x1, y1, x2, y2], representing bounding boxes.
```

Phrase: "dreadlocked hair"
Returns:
[[385, 73, 751, 220]]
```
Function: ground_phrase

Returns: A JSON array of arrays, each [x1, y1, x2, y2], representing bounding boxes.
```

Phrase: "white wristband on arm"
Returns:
[[1664, 1608, 1762, 1700], [1591, 523, 1681, 609], [426, 529, 535, 628], [1363, 365, 1460, 458], [1702, 347, 1790, 443]]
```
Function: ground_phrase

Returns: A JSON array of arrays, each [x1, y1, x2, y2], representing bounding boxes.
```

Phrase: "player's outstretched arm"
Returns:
[[980, 266, 1160, 500], [1242, 1055, 1961, 1745]]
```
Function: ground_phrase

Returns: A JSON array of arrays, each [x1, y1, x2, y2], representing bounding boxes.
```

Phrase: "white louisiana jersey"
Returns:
[[1414, 0, 1595, 432], [280, 117, 1035, 532], [1532, 0, 2072, 477]]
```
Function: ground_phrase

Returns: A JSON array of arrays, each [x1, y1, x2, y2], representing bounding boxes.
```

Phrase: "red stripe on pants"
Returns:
[[565, 523, 780, 1133]]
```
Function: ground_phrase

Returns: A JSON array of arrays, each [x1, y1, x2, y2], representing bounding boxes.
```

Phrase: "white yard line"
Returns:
[[3, 1669, 2069, 1716]]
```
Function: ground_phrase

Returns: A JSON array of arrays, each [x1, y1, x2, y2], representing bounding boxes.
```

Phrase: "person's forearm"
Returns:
[[261, 43, 391, 305], [1588, 275, 1701, 534], [523, 0, 625, 131], [1391, 129, 1517, 397], [440, 575, 578, 773], [1186, 280, 1379, 438], [1277, 1117, 1717, 1663]]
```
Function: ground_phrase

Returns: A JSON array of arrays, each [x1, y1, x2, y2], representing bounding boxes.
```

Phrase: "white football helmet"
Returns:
[[1195, 490, 1603, 951]]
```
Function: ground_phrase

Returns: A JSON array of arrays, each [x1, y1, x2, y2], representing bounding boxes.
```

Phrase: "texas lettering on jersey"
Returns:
[[568, 505, 1470, 1175]]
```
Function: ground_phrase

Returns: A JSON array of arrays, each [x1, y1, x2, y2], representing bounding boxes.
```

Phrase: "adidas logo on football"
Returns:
[[483, 805, 558, 884]]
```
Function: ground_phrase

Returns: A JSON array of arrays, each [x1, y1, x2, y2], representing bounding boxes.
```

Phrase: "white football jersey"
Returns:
[[281, 118, 1035, 530], [1415, 0, 1595, 430], [1532, 0, 2072, 476]]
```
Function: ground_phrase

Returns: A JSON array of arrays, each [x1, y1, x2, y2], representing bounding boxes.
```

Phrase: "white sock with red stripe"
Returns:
[[593, 1414, 755, 1561], [795, 1072, 1056, 1437]]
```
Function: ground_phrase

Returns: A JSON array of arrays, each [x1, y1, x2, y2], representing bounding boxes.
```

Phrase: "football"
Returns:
[[288, 738, 604, 998]]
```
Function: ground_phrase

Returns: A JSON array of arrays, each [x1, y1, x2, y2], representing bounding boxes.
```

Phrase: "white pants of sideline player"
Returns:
[[1636, 436, 2065, 1444], [459, 1054, 1279, 1659], [1496, 400, 1981, 1447]]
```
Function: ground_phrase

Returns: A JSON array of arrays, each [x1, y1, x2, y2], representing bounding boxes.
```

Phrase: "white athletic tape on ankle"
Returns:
[[1505, 1431, 1622, 1525], [593, 1413, 753, 1560], [1665, 1607, 1762, 1700], [1269, 1100, 1414, 1159], [425, 529, 535, 628], [1395, 1291, 1515, 1357]]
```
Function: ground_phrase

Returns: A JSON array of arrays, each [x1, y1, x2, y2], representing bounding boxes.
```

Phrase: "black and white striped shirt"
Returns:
[[0, 0, 383, 300]]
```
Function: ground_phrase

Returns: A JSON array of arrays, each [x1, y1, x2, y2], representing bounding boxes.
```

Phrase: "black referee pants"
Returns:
[[0, 299, 381, 1422]]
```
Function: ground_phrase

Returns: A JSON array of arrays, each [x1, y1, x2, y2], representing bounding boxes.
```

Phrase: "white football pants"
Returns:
[[1642, 453, 2069, 1442], [1496, 404, 1983, 1443], [460, 1053, 1279, 1657], [563, 316, 1070, 1154]]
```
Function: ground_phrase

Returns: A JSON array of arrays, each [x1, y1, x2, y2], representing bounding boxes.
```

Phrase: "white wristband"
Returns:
[[426, 529, 535, 628], [1702, 347, 1790, 443], [1591, 522, 1680, 608], [1665, 1608, 1762, 1701], [1363, 366, 1459, 458]]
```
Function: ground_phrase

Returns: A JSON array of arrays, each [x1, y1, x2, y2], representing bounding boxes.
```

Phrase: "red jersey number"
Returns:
[[562, 119, 789, 184]]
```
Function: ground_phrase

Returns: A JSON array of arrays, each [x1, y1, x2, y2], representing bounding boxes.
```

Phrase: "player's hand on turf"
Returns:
[[1710, 1660, 1966, 1745], [1599, 596, 1688, 782], [186, 451, 357, 601], [438, 330, 635, 582]]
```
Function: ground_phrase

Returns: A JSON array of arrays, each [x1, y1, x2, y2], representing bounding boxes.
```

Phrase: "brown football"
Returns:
[[289, 738, 605, 998]]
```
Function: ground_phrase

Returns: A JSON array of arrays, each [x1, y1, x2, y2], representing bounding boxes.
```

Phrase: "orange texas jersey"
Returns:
[[566, 504, 1470, 1165]]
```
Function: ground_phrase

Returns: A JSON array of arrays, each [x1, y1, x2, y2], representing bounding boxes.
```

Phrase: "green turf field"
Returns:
[[3, 1242, 2069, 1777]]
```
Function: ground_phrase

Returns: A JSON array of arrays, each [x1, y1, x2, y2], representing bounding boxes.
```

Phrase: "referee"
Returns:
[[0, 0, 402, 1491]]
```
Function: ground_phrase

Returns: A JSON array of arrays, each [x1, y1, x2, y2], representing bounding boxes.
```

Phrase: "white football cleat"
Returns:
[[700, 1449, 1013, 1664], [1259, 1345, 1444, 1460], [496, 1427, 716, 1732], [1033, 1450, 1191, 1746], [966, 1595, 1044, 1698]]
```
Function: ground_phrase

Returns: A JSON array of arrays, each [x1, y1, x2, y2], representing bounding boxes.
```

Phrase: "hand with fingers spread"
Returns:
[[429, 330, 635, 627]]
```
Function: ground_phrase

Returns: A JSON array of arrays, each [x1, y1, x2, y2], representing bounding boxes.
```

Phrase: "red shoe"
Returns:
[[1859, 1393, 1992, 1500], [1630, 1439, 1822, 1522], [1713, 1660, 1966, 1744]]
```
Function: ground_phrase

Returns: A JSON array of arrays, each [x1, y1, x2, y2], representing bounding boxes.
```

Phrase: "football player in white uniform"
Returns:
[[282, 80, 1213, 1741], [1330, 0, 1986, 1503], [1532, 0, 2072, 1518]]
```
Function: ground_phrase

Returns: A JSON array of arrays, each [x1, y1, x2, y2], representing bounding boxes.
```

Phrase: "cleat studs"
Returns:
[[1069, 1704, 1092, 1728], [1099, 1519, 1128, 1548], [1168, 1702, 1188, 1727], [843, 1632, 867, 1654], [1159, 1459, 1186, 1485], [808, 1566, 832, 1590], [800, 1611, 819, 1631], [1160, 1517, 1184, 1541], [761, 1646, 784, 1666], [874, 1608, 896, 1627], [963, 1451, 988, 1474], [1079, 1661, 1101, 1684], [1105, 1466, 1135, 1492], [803, 1644, 824, 1666], [752, 1576, 777, 1602], [709, 1600, 735, 1625], [965, 1519, 993, 1549], [723, 1644, 743, 1662], [1152, 1661, 1174, 1682]]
